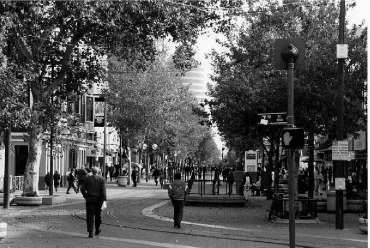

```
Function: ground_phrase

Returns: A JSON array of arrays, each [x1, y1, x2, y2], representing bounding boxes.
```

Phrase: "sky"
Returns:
[[188, 0, 368, 152]]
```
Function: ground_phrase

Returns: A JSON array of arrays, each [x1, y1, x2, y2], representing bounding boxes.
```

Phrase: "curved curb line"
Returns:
[[142, 200, 255, 232], [142, 200, 368, 244]]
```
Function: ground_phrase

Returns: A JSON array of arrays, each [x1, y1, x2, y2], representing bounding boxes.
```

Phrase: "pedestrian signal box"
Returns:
[[282, 128, 304, 149]]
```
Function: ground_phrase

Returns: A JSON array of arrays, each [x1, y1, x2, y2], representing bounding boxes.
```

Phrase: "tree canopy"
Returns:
[[209, 0, 367, 156]]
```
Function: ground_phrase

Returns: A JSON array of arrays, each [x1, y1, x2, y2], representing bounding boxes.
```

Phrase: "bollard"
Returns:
[[0, 222, 7, 240]]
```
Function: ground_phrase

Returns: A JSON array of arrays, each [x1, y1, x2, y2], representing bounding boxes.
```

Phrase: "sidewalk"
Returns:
[[154, 195, 364, 236], [1, 179, 159, 217]]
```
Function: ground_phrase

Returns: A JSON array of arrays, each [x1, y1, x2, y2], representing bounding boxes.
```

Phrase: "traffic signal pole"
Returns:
[[287, 58, 296, 248]]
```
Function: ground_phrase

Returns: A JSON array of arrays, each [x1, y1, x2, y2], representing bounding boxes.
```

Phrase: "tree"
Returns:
[[1, 1, 220, 196], [196, 132, 221, 166], [106, 54, 209, 164], [209, 0, 367, 192]]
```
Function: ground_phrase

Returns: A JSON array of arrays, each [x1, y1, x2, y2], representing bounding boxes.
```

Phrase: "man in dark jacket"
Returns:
[[168, 172, 187, 229], [80, 167, 107, 238]]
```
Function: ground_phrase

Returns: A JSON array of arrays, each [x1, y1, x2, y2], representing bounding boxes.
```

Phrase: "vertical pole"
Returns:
[[119, 130, 122, 175], [49, 110, 54, 196], [3, 127, 11, 209], [335, 0, 345, 230], [103, 100, 107, 178], [287, 60, 296, 248], [127, 128, 131, 185]]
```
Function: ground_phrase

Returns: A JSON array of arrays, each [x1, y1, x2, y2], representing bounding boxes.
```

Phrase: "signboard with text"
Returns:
[[332, 140, 349, 161]]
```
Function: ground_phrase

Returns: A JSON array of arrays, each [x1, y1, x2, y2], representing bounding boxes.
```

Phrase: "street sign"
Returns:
[[332, 140, 349, 161], [335, 177, 346, 190], [282, 128, 304, 149], [274, 38, 305, 70], [258, 112, 287, 126], [336, 44, 348, 59]]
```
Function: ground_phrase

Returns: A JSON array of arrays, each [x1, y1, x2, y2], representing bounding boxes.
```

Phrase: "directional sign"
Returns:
[[258, 112, 287, 126], [332, 140, 349, 161]]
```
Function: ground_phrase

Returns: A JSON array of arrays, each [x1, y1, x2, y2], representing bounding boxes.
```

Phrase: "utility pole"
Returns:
[[3, 127, 11, 209], [334, 0, 346, 230]]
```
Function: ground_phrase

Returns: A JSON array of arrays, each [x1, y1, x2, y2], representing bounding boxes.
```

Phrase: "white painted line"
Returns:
[[23, 224, 201, 248], [142, 200, 255, 232], [143, 200, 368, 244]]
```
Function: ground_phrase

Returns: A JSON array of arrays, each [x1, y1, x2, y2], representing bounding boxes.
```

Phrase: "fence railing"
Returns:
[[0, 176, 24, 192], [187, 179, 245, 196]]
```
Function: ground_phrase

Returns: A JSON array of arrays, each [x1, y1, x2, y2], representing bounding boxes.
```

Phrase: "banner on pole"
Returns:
[[94, 97, 105, 127]]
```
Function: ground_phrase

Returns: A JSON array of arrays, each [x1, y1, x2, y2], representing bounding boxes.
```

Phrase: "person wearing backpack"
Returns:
[[168, 172, 188, 229]]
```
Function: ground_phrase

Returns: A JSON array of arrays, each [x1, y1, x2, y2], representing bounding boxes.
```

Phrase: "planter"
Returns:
[[117, 176, 128, 187], [14, 196, 43, 206]]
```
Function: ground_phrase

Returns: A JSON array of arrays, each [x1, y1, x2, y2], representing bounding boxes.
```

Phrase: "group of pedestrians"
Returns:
[[44, 170, 61, 192]]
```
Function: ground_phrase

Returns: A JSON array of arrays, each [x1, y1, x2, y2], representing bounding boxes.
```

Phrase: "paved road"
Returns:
[[1, 182, 367, 248]]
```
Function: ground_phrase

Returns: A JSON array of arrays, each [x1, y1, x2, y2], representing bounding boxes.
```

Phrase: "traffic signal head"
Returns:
[[282, 128, 304, 149]]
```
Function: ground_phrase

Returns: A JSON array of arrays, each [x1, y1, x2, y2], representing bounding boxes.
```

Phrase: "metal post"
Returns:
[[49, 110, 54, 196], [103, 100, 107, 178], [3, 127, 11, 209], [335, 0, 346, 230], [287, 60, 296, 248], [119, 130, 122, 175], [126, 128, 131, 185]]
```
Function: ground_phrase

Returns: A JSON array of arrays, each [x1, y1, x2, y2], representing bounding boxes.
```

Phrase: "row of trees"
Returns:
[[0, 1, 224, 196], [208, 0, 366, 187], [106, 51, 215, 164]]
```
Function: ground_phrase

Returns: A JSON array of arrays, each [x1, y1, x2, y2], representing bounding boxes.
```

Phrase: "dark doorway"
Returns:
[[15, 145, 28, 176]]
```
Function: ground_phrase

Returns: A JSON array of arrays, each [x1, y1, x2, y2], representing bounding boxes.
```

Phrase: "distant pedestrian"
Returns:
[[153, 168, 160, 186], [66, 168, 77, 194], [168, 172, 188, 229], [227, 169, 234, 195], [44, 172, 52, 191], [53, 171, 61, 192], [131, 168, 138, 187], [159, 168, 165, 189], [80, 167, 107, 238]]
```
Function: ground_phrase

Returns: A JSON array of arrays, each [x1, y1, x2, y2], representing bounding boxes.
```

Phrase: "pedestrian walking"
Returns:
[[153, 167, 160, 186], [131, 167, 138, 187], [44, 172, 52, 191], [80, 167, 107, 238], [66, 168, 78, 194], [53, 170, 61, 192], [168, 172, 188, 229]]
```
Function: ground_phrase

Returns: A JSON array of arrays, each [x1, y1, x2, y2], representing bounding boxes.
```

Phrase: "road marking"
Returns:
[[142, 200, 255, 232], [143, 200, 368, 244], [22, 223, 201, 248]]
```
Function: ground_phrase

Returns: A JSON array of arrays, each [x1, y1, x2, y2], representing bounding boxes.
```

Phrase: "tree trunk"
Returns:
[[23, 124, 43, 197]]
